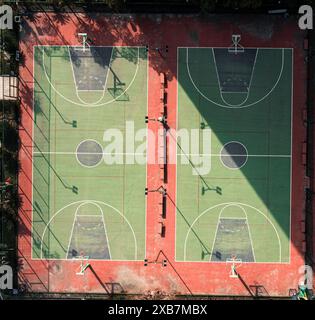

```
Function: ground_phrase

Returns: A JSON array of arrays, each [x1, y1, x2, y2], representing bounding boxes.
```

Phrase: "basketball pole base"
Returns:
[[230, 266, 239, 278], [226, 256, 242, 279], [76, 263, 90, 275], [228, 34, 244, 54], [74, 255, 90, 275]]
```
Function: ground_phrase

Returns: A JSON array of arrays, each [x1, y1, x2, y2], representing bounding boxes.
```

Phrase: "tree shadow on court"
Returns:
[[21, 12, 174, 81], [70, 13, 172, 77], [173, 20, 305, 262], [167, 126, 223, 196], [19, 12, 41, 39], [21, 12, 70, 48], [155, 250, 193, 295], [21, 60, 76, 127], [81, 264, 127, 297], [32, 200, 68, 259], [17, 249, 49, 292], [233, 271, 271, 299], [1, 120, 20, 153], [166, 194, 212, 259], [51, 12, 71, 26], [111, 47, 143, 65]]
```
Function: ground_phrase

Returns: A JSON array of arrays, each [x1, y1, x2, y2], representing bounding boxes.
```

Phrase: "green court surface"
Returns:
[[176, 47, 292, 263], [32, 46, 148, 261]]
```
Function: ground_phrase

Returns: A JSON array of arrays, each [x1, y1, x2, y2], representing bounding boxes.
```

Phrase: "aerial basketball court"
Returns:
[[32, 40, 148, 261], [18, 14, 307, 296], [176, 37, 292, 264]]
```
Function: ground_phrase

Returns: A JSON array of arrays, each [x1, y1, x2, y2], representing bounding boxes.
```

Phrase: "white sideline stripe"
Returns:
[[33, 151, 291, 158]]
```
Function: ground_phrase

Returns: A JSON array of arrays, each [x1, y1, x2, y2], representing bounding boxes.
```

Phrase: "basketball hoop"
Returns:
[[74, 255, 90, 275], [226, 255, 242, 278], [228, 35, 244, 54], [75, 33, 90, 53]]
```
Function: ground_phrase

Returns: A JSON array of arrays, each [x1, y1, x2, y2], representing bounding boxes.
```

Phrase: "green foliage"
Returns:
[[0, 120, 20, 154], [0, 104, 19, 270], [199, 0, 219, 12], [223, 0, 263, 9], [195, 0, 264, 12], [0, 29, 18, 74]]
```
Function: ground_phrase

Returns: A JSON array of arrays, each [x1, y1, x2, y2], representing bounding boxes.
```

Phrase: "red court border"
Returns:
[[18, 13, 307, 296]]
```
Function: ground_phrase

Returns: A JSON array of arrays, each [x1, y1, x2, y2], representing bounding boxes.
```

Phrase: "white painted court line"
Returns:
[[74, 201, 112, 260], [219, 141, 249, 171], [33, 151, 148, 155], [208, 203, 256, 262], [39, 200, 138, 261], [31, 46, 148, 263], [67, 46, 112, 105], [65, 202, 83, 259], [212, 48, 258, 107], [175, 47, 179, 262], [183, 202, 281, 263], [41, 46, 141, 107], [208, 206, 224, 262], [144, 47, 149, 259], [75, 139, 104, 169], [75, 214, 103, 217], [289, 48, 294, 264], [33, 151, 291, 159], [185, 47, 285, 109], [100, 210, 112, 260], [175, 47, 292, 265], [244, 209, 257, 263]]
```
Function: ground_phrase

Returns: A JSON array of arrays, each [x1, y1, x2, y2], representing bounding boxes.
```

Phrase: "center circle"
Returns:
[[220, 141, 248, 170], [76, 140, 103, 168]]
